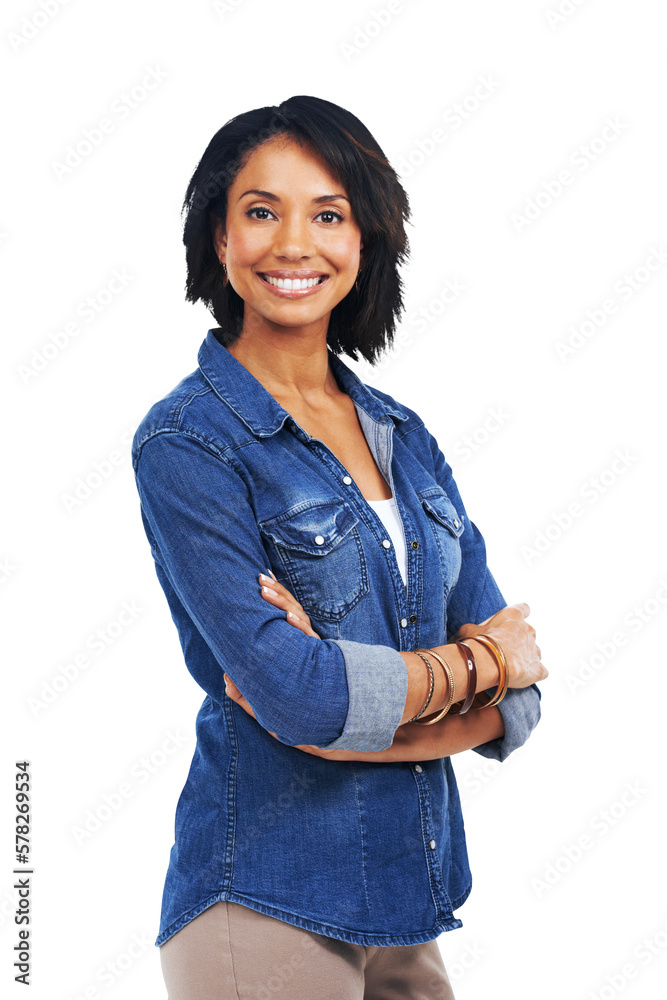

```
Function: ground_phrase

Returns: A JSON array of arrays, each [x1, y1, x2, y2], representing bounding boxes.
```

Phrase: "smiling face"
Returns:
[[212, 136, 364, 339]]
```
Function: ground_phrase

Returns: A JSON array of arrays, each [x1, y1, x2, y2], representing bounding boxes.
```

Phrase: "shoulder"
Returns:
[[131, 367, 231, 470]]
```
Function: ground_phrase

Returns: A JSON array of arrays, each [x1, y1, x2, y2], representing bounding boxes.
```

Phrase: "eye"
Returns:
[[246, 206, 275, 220], [316, 210, 345, 224]]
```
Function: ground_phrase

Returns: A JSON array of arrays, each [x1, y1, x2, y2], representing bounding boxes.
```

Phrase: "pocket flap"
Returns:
[[259, 498, 360, 556], [420, 492, 465, 537]]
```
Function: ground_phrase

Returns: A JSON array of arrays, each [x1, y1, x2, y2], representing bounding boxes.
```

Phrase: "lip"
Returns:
[[260, 269, 329, 278], [256, 271, 330, 298]]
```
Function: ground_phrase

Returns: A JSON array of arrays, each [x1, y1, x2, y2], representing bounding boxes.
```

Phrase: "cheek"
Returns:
[[330, 233, 362, 271], [226, 226, 266, 266]]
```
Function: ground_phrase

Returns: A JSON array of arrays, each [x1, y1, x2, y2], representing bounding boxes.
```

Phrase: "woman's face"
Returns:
[[213, 136, 364, 337]]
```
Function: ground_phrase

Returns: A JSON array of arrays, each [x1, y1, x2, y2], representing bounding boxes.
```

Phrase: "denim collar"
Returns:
[[198, 328, 409, 439]]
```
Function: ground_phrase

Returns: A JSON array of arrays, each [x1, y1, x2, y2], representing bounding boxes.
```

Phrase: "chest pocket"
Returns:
[[420, 490, 465, 596], [259, 498, 369, 622]]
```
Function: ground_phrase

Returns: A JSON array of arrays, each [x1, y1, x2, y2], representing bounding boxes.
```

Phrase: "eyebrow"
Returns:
[[238, 189, 350, 205]]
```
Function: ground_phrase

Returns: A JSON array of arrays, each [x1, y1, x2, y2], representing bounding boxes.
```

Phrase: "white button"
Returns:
[[342, 475, 352, 485], [382, 539, 391, 548], [414, 764, 423, 773], [314, 535, 325, 545], [429, 839, 436, 850], [453, 518, 460, 529], [400, 618, 408, 628]]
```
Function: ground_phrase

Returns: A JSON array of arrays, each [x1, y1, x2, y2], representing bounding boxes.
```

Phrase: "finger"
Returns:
[[505, 602, 531, 619], [285, 610, 321, 639], [258, 579, 309, 619]]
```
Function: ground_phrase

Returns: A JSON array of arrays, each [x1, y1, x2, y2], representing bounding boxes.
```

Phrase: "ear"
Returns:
[[210, 215, 227, 261]]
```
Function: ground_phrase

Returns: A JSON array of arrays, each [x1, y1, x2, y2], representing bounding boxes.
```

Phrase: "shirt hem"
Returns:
[[155, 887, 469, 948]]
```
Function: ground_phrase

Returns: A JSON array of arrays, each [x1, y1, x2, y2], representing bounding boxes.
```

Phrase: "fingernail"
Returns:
[[287, 611, 301, 621], [259, 573, 272, 583], [262, 586, 278, 596]]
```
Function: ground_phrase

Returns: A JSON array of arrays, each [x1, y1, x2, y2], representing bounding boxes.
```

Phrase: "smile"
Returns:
[[257, 273, 329, 297]]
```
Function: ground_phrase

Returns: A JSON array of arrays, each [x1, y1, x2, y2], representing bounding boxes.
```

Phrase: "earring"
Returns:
[[220, 260, 228, 286]]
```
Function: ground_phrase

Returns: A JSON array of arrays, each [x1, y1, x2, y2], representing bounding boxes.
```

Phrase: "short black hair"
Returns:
[[182, 95, 411, 366]]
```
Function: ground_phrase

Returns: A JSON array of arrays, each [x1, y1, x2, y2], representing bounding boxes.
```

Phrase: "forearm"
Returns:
[[304, 703, 505, 763], [398, 640, 499, 727]]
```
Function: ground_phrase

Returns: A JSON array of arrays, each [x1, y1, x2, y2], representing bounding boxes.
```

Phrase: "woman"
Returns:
[[132, 95, 547, 999]]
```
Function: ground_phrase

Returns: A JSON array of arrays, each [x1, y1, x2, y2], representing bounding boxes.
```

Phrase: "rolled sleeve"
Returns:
[[472, 685, 542, 762], [318, 639, 408, 752]]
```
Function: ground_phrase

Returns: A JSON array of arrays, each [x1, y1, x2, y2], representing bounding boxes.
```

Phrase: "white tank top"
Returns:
[[366, 496, 408, 586]]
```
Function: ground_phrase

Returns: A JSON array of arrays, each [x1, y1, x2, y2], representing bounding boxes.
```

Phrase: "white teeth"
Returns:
[[263, 274, 324, 290]]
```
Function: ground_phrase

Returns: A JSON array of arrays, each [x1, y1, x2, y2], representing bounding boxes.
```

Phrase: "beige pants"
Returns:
[[160, 900, 456, 1000]]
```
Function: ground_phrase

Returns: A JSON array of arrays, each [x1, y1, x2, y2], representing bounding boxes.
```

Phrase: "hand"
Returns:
[[224, 570, 331, 753], [453, 602, 548, 688]]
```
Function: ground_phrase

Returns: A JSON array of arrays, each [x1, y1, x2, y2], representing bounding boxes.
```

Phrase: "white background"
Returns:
[[2, 1, 666, 997]]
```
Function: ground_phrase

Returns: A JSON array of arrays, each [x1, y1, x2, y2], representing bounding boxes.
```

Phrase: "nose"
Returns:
[[273, 211, 316, 261]]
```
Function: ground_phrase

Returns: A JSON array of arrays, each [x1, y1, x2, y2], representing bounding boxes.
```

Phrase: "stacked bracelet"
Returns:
[[405, 650, 435, 722], [406, 635, 510, 724], [449, 640, 477, 716], [412, 647, 455, 725], [468, 634, 509, 708]]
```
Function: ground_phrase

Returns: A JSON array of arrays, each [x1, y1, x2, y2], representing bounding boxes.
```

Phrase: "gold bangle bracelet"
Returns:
[[482, 634, 509, 705], [412, 647, 455, 725], [405, 650, 435, 723], [468, 635, 509, 708]]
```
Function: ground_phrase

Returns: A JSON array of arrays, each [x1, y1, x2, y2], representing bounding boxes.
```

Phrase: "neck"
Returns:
[[227, 317, 340, 406]]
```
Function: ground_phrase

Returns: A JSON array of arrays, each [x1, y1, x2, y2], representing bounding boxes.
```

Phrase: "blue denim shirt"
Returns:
[[132, 329, 541, 948]]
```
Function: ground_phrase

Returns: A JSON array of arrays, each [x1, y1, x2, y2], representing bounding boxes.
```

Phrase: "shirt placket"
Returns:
[[286, 408, 455, 922]]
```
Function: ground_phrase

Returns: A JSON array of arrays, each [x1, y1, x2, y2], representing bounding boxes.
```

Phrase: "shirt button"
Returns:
[[414, 764, 423, 773], [409, 614, 417, 624], [429, 840, 436, 850], [382, 539, 391, 549], [411, 540, 419, 550], [342, 475, 352, 485], [400, 618, 408, 628], [453, 518, 461, 529], [314, 535, 325, 546]]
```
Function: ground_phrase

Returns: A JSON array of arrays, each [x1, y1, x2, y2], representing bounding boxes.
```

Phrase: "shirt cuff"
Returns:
[[472, 684, 542, 763], [316, 640, 408, 751]]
